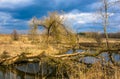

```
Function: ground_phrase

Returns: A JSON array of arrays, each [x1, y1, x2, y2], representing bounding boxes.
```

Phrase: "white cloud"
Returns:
[[60, 10, 101, 32], [0, 12, 12, 25], [0, 12, 27, 23], [60, 9, 120, 32], [87, 0, 120, 10], [62, 12, 100, 25], [0, 12, 28, 33], [0, 0, 34, 9]]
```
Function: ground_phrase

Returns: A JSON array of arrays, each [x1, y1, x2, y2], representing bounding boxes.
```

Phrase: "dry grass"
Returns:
[[0, 34, 120, 56], [0, 34, 66, 57], [85, 63, 120, 79], [0, 34, 120, 79], [79, 37, 120, 43]]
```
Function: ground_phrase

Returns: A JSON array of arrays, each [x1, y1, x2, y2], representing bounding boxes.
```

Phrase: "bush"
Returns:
[[11, 30, 19, 41]]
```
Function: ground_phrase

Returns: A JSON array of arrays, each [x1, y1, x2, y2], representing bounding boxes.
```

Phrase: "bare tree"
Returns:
[[11, 29, 19, 41], [100, 0, 120, 48], [99, 0, 109, 48], [99, 0, 120, 65], [92, 32, 102, 45]]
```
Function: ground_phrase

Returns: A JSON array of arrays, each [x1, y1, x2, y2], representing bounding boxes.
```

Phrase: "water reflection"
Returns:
[[66, 49, 120, 63], [0, 50, 120, 79], [0, 63, 41, 79]]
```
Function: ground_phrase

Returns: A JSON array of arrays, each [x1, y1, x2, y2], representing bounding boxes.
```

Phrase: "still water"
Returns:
[[0, 50, 120, 79], [0, 63, 40, 79]]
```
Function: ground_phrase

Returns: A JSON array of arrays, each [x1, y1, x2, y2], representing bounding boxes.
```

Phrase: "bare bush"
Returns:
[[92, 32, 102, 45], [11, 29, 19, 41]]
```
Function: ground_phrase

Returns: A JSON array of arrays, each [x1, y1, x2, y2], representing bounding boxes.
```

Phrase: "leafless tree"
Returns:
[[99, 0, 120, 65], [99, 0, 109, 48], [11, 29, 19, 41]]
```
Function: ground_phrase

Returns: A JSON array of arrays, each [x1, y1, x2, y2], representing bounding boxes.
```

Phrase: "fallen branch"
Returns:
[[0, 48, 120, 66]]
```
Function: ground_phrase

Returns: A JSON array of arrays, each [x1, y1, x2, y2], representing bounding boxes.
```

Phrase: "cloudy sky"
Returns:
[[0, 0, 120, 33]]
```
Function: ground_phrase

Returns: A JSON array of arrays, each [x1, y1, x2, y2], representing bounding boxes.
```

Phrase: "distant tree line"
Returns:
[[78, 32, 120, 38]]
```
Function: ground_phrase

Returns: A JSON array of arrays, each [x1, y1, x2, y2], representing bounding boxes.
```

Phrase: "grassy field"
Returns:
[[79, 36, 120, 43], [0, 34, 120, 58], [0, 34, 120, 79], [0, 34, 70, 57]]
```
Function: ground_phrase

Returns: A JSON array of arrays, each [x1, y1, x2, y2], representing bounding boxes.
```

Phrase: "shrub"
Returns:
[[11, 29, 19, 41]]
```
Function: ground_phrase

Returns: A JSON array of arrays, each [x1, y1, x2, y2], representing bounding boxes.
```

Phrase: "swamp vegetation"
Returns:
[[0, 11, 120, 79], [0, 0, 120, 78]]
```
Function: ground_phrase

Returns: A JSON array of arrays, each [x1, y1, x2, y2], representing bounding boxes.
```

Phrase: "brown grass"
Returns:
[[0, 34, 120, 79]]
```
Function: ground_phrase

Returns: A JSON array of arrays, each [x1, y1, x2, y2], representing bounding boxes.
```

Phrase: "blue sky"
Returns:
[[0, 0, 120, 33]]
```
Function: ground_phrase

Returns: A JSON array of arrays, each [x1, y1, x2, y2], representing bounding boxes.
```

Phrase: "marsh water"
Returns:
[[0, 50, 120, 79]]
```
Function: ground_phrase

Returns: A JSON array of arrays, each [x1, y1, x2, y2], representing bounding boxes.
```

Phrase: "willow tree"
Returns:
[[28, 17, 39, 42], [29, 12, 77, 49]]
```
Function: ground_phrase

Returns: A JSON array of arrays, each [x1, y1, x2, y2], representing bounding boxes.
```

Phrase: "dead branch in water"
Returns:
[[0, 48, 120, 66]]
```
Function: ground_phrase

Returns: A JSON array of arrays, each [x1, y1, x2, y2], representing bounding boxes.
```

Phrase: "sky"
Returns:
[[0, 0, 120, 33]]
